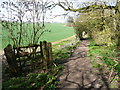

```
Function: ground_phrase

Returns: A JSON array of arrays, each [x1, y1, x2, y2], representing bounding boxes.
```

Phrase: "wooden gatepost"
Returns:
[[42, 41, 53, 68], [48, 42, 53, 65], [4, 44, 19, 76]]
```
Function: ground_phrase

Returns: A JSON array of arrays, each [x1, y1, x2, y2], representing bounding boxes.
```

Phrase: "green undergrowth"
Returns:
[[88, 39, 120, 88], [3, 64, 63, 90], [3, 73, 56, 89]]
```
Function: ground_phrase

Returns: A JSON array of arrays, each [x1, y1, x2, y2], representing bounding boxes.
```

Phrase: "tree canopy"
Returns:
[[58, 0, 120, 46]]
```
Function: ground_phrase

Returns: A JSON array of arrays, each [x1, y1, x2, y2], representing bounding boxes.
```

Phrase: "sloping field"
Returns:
[[40, 23, 75, 42], [1, 23, 75, 49]]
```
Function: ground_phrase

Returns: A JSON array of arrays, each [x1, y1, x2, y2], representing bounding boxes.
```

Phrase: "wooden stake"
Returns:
[[48, 42, 53, 65]]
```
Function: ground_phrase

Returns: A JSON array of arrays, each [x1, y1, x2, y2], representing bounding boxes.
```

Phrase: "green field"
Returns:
[[1, 23, 75, 49], [40, 23, 75, 42]]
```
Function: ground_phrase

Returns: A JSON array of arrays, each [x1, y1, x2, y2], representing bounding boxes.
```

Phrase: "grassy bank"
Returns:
[[53, 36, 79, 61], [88, 39, 120, 88]]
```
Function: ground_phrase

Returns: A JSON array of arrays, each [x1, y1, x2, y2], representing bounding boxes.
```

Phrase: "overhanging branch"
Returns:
[[57, 2, 116, 13]]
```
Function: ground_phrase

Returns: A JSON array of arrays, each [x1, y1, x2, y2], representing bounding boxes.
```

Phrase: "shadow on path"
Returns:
[[57, 40, 111, 90]]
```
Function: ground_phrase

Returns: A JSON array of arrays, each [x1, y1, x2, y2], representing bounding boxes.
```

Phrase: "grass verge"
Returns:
[[88, 39, 120, 88], [53, 36, 79, 64]]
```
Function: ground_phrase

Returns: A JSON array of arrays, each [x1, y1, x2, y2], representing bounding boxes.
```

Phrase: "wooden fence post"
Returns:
[[40, 41, 43, 57], [43, 41, 49, 67], [4, 44, 18, 76], [48, 42, 53, 65]]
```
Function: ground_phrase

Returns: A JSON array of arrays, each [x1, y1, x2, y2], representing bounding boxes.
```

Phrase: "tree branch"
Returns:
[[57, 2, 116, 13]]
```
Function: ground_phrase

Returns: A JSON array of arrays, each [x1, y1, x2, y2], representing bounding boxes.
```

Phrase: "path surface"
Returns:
[[57, 40, 110, 89]]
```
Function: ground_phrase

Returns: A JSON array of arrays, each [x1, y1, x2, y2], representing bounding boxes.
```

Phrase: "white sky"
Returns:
[[0, 0, 118, 23], [0, 0, 69, 23]]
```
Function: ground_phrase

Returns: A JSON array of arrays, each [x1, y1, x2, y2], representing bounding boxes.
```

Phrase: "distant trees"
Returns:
[[66, 16, 74, 27], [67, 16, 74, 24]]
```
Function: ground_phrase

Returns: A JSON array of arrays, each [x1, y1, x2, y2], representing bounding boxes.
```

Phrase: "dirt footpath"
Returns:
[[52, 35, 75, 45], [57, 40, 110, 89]]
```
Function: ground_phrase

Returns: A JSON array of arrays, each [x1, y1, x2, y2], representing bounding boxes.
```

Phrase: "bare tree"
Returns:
[[1, 0, 55, 48]]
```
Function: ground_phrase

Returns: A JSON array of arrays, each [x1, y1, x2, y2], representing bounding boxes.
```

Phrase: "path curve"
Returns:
[[52, 35, 75, 45], [57, 40, 110, 89]]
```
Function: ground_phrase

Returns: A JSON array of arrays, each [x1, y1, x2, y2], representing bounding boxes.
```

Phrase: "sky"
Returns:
[[0, 0, 118, 23], [0, 0, 69, 23]]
